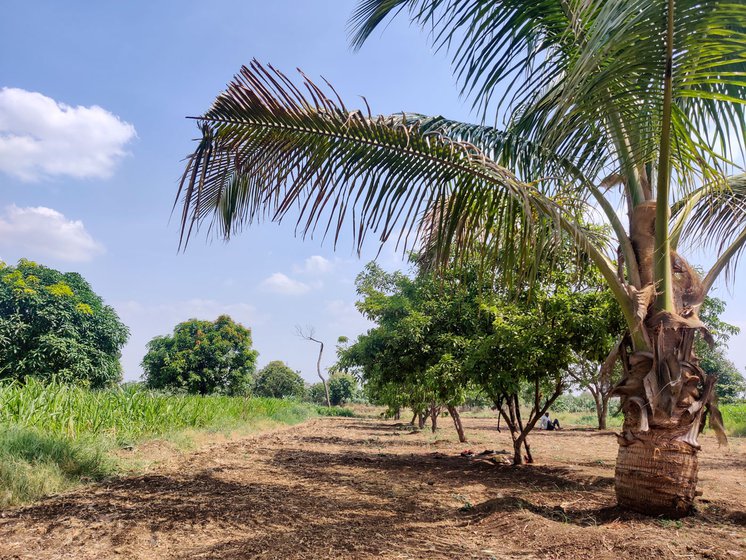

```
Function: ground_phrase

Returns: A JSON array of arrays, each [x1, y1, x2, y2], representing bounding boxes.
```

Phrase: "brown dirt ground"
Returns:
[[0, 417, 744, 560]]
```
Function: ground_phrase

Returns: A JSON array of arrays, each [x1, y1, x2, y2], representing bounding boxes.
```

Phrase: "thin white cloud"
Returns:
[[0, 204, 104, 262], [0, 87, 136, 181], [260, 272, 311, 295], [293, 255, 333, 275]]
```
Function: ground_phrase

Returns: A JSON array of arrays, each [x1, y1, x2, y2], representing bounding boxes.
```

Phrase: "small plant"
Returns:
[[454, 493, 473, 512]]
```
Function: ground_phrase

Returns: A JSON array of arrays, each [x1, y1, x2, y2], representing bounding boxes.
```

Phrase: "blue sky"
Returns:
[[1, 1, 745, 383]]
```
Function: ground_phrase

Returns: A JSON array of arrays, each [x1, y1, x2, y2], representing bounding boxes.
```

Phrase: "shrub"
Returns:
[[253, 361, 305, 399]]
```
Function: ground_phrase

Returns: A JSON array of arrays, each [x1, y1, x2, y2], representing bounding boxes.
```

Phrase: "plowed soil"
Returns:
[[0, 417, 744, 559]]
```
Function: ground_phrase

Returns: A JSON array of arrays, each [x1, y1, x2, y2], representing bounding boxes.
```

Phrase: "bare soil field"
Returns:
[[0, 417, 743, 559]]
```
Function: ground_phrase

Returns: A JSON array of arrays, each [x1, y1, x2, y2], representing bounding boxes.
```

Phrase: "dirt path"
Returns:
[[0, 417, 744, 559]]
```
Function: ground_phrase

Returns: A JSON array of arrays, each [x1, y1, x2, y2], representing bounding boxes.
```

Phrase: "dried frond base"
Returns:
[[615, 433, 698, 518]]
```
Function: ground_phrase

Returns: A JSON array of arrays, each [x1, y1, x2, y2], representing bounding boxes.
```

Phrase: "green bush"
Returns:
[[253, 361, 306, 399], [306, 382, 328, 405], [316, 406, 355, 417], [328, 372, 358, 406], [551, 393, 596, 413], [721, 402, 746, 437]]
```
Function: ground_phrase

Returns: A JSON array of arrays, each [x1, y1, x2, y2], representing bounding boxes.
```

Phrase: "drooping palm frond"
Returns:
[[672, 173, 746, 290], [351, 0, 746, 196], [176, 61, 625, 299]]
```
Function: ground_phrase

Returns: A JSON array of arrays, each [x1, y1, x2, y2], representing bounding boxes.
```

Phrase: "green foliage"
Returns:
[[327, 372, 358, 406], [253, 361, 305, 399], [720, 403, 746, 437], [142, 315, 258, 395], [306, 382, 328, 405], [695, 297, 745, 403], [340, 256, 621, 421], [315, 406, 356, 417], [551, 393, 598, 413], [0, 378, 317, 505], [0, 426, 111, 507], [0, 259, 129, 388], [338, 261, 478, 415], [0, 378, 313, 443]]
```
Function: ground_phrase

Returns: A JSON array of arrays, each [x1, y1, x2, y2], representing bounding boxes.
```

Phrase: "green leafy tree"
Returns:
[[327, 372, 358, 406], [253, 360, 305, 399], [0, 259, 129, 387], [142, 315, 257, 395], [176, 1, 746, 517], [306, 382, 329, 405], [466, 268, 624, 463], [339, 261, 478, 440]]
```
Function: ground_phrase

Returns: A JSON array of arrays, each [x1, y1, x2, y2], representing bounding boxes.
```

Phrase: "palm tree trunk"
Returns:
[[615, 431, 699, 518], [612, 242, 722, 516]]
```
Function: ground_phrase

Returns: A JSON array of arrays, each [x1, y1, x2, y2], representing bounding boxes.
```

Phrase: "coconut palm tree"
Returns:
[[176, 0, 746, 517]]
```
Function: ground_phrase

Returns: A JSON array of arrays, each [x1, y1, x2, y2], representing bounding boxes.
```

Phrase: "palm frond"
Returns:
[[672, 173, 746, 290], [176, 60, 619, 293], [350, 0, 746, 197]]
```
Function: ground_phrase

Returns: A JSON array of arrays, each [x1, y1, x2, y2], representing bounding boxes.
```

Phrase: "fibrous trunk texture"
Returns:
[[613, 207, 725, 517], [615, 431, 698, 517]]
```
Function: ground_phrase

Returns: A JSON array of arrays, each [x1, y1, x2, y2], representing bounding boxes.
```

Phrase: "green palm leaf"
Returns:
[[672, 173, 746, 290], [351, 0, 746, 194], [176, 61, 624, 297]]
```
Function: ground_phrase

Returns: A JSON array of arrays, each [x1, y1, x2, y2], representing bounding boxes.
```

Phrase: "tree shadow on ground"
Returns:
[[271, 446, 614, 494]]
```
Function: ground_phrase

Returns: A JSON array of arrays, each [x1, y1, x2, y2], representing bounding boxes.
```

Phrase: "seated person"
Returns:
[[539, 412, 561, 430]]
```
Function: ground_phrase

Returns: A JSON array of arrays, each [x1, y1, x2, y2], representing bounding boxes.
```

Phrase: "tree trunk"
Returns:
[[448, 405, 467, 443], [613, 208, 725, 517], [418, 412, 427, 430], [410, 410, 417, 426], [430, 403, 440, 433], [589, 386, 607, 430], [615, 431, 699, 518], [599, 394, 609, 431]]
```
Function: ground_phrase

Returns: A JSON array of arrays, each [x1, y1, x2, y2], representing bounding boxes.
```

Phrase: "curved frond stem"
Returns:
[[702, 226, 746, 297], [586, 181, 640, 287], [669, 188, 706, 249]]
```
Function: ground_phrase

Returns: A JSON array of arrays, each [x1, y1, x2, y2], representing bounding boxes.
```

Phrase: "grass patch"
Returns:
[[0, 379, 317, 506], [316, 406, 356, 417], [720, 403, 746, 437], [0, 426, 113, 507]]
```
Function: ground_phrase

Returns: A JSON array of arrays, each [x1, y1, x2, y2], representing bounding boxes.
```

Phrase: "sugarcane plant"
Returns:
[[176, 0, 746, 517]]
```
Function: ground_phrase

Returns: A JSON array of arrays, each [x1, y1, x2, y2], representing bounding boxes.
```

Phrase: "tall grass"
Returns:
[[0, 379, 316, 506], [0, 378, 314, 444], [720, 403, 746, 437]]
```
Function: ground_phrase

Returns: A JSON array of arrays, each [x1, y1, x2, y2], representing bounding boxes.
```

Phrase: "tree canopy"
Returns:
[[339, 256, 624, 459], [253, 361, 305, 399], [141, 315, 257, 395], [327, 372, 358, 406], [0, 259, 129, 388]]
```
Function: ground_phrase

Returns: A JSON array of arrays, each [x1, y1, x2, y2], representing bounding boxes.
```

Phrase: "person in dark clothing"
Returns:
[[540, 412, 561, 430]]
